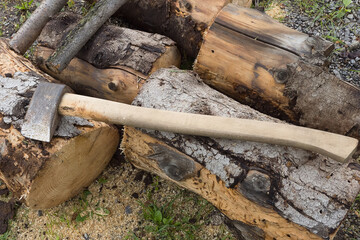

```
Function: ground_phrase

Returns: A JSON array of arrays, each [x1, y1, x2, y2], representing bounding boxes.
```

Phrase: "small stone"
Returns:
[[347, 14, 354, 19], [131, 192, 139, 199], [83, 233, 90, 240], [332, 69, 342, 79], [210, 214, 223, 226], [300, 16, 309, 21], [125, 205, 132, 215]]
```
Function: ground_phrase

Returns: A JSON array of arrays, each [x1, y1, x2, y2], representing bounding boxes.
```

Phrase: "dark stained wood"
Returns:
[[0, 38, 119, 209], [121, 68, 360, 239], [194, 4, 360, 153], [46, 0, 129, 73], [34, 12, 180, 104], [115, 0, 230, 57]]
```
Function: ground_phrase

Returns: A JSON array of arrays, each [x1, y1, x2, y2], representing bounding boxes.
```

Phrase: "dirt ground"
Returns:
[[0, 0, 360, 240]]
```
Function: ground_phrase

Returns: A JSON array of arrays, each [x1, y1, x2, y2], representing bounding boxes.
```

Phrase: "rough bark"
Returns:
[[9, 0, 68, 54], [46, 0, 130, 73], [115, 0, 230, 58], [0, 38, 120, 209], [194, 4, 360, 151], [34, 12, 180, 103], [121, 68, 360, 239]]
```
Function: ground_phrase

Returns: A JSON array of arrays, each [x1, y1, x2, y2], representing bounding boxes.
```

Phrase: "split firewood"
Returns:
[[0, 38, 119, 209], [121, 68, 360, 240], [34, 12, 180, 104], [9, 0, 68, 55], [46, 0, 130, 73], [194, 4, 360, 146]]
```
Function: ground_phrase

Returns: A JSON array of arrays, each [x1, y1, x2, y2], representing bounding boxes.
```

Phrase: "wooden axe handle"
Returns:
[[59, 93, 358, 163]]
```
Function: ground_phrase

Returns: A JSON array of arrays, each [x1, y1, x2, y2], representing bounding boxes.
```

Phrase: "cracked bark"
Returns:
[[34, 12, 180, 104], [0, 38, 119, 209], [121, 68, 360, 239]]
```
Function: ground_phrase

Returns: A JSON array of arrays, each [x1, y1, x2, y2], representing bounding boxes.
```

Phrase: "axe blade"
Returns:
[[21, 82, 70, 142]]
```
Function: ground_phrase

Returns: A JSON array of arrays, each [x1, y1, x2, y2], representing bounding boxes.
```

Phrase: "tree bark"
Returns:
[[194, 4, 360, 149], [46, 0, 130, 73], [9, 0, 68, 55], [34, 12, 181, 104], [0, 38, 119, 209], [121, 68, 360, 239], [115, 0, 230, 58]]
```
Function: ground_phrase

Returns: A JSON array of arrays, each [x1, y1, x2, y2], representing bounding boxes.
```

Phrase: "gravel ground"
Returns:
[[0, 0, 360, 239], [281, 0, 360, 87]]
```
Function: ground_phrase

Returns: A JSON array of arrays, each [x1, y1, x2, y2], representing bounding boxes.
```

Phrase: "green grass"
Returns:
[[288, 0, 359, 45], [14, 0, 33, 11], [125, 176, 226, 240]]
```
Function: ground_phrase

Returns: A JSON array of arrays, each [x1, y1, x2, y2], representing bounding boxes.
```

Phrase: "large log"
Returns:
[[121, 68, 360, 239], [0, 38, 119, 209], [34, 12, 181, 104], [115, 0, 230, 58], [194, 5, 360, 145]]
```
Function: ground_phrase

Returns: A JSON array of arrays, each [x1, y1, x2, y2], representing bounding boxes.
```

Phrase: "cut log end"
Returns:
[[26, 123, 119, 209], [0, 37, 120, 209]]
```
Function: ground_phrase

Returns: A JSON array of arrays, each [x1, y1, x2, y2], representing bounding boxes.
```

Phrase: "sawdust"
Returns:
[[0, 156, 235, 239], [265, 1, 286, 21]]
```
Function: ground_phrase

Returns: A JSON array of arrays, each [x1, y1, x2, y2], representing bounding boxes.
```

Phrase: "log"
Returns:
[[9, 0, 68, 54], [194, 5, 360, 145], [0, 38, 120, 209], [121, 68, 360, 239], [115, 0, 230, 58], [34, 12, 181, 104], [46, 0, 130, 73]]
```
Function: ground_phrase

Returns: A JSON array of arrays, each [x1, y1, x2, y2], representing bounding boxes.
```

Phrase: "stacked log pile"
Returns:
[[0, 1, 359, 239]]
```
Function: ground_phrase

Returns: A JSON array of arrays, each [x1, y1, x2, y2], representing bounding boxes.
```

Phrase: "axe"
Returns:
[[21, 82, 358, 163]]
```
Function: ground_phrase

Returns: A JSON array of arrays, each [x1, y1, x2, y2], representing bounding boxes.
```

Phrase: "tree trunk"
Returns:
[[34, 12, 181, 104], [9, 0, 68, 54], [194, 5, 360, 148], [121, 68, 360, 240], [115, 0, 230, 58], [46, 0, 130, 73], [0, 38, 119, 209]]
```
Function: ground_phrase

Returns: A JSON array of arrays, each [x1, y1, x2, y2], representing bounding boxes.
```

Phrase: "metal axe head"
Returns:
[[21, 82, 71, 142]]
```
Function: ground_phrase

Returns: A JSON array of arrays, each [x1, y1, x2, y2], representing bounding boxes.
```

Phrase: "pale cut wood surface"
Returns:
[[215, 4, 333, 57], [57, 92, 357, 163], [120, 68, 360, 239], [0, 38, 119, 209], [194, 4, 360, 152]]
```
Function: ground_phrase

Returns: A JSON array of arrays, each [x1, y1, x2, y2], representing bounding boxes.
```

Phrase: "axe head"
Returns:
[[21, 82, 71, 142]]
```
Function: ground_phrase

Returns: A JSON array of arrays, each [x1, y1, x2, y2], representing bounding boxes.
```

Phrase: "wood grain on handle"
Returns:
[[59, 93, 358, 163]]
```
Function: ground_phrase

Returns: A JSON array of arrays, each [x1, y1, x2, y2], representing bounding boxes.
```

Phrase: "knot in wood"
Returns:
[[238, 170, 272, 207], [274, 69, 289, 84], [108, 81, 118, 91], [243, 170, 271, 193], [148, 144, 196, 181]]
